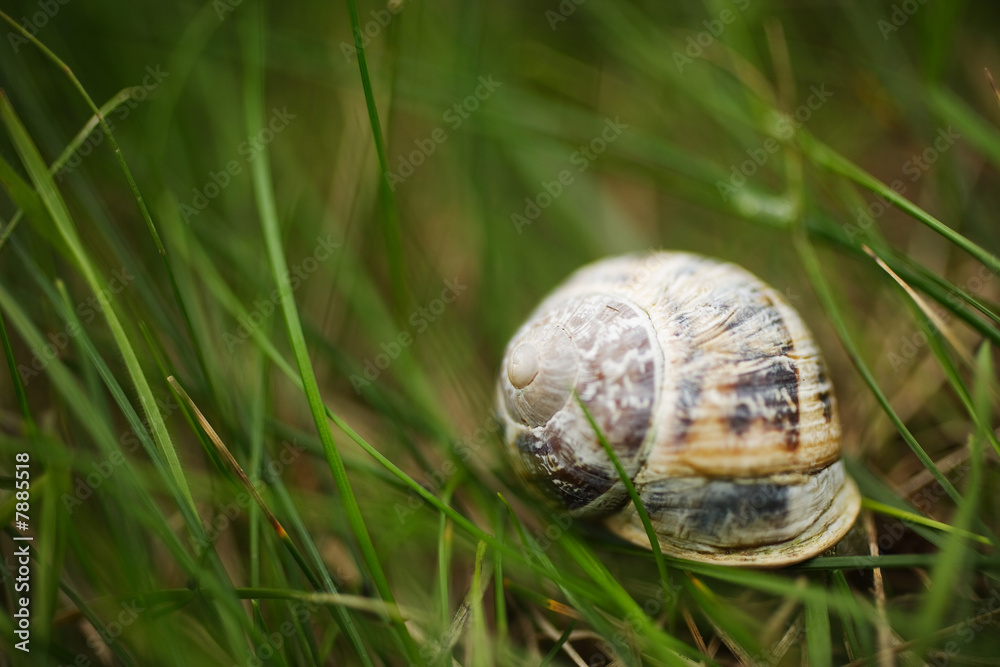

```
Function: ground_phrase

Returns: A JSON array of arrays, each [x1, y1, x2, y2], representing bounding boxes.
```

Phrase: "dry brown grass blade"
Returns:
[[770, 613, 804, 665], [864, 511, 895, 667], [681, 606, 709, 656], [862, 245, 975, 368], [167, 375, 289, 539], [987, 68, 1000, 110], [895, 448, 970, 499], [531, 608, 589, 667], [760, 583, 803, 648]]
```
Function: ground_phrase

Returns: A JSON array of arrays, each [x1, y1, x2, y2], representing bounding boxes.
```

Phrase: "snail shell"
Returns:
[[497, 252, 861, 566]]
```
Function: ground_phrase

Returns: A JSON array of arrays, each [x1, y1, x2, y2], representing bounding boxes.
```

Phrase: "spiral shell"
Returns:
[[497, 252, 861, 566]]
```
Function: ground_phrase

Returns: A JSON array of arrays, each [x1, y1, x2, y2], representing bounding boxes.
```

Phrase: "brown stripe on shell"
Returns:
[[666, 310, 704, 445], [727, 293, 801, 451], [729, 352, 801, 451], [816, 367, 833, 423], [667, 284, 802, 451], [513, 430, 629, 514]]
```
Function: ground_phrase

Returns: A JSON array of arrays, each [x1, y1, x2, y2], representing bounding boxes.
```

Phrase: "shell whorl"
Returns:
[[497, 251, 861, 566], [504, 325, 577, 427], [500, 294, 661, 516]]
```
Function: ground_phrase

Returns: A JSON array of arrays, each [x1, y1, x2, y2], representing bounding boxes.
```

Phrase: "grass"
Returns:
[[0, 0, 998, 665]]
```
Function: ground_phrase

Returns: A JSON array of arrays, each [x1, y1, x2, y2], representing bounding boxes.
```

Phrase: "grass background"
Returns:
[[0, 0, 999, 664]]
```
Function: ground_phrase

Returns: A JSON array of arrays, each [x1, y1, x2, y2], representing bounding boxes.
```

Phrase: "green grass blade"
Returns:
[[35, 468, 70, 654], [345, 0, 409, 319], [798, 131, 1000, 274], [0, 8, 225, 422], [539, 620, 577, 667], [437, 475, 461, 628], [238, 4, 412, 662], [0, 93, 197, 518], [793, 230, 966, 510], [0, 306, 36, 434], [913, 343, 992, 655], [469, 540, 491, 667], [575, 393, 671, 596], [805, 594, 832, 667], [831, 570, 865, 660], [862, 499, 991, 545], [0, 150, 60, 254], [928, 86, 1000, 169]]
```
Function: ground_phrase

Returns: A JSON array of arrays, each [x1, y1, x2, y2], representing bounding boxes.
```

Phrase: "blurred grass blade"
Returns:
[[862, 245, 974, 367], [437, 477, 460, 628], [239, 3, 414, 662], [470, 540, 491, 666], [36, 467, 70, 654], [168, 376, 377, 660], [345, 0, 409, 319], [0, 306, 35, 433], [927, 85, 1000, 169], [0, 91, 198, 518], [988, 68, 1000, 109], [0, 88, 133, 252], [539, 621, 577, 667], [0, 7, 224, 419], [805, 596, 832, 667], [862, 499, 991, 545], [0, 151, 60, 254], [913, 344, 992, 653], [433, 541, 489, 666], [683, 574, 761, 661], [793, 231, 968, 512], [798, 131, 1000, 275], [576, 393, 671, 595]]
